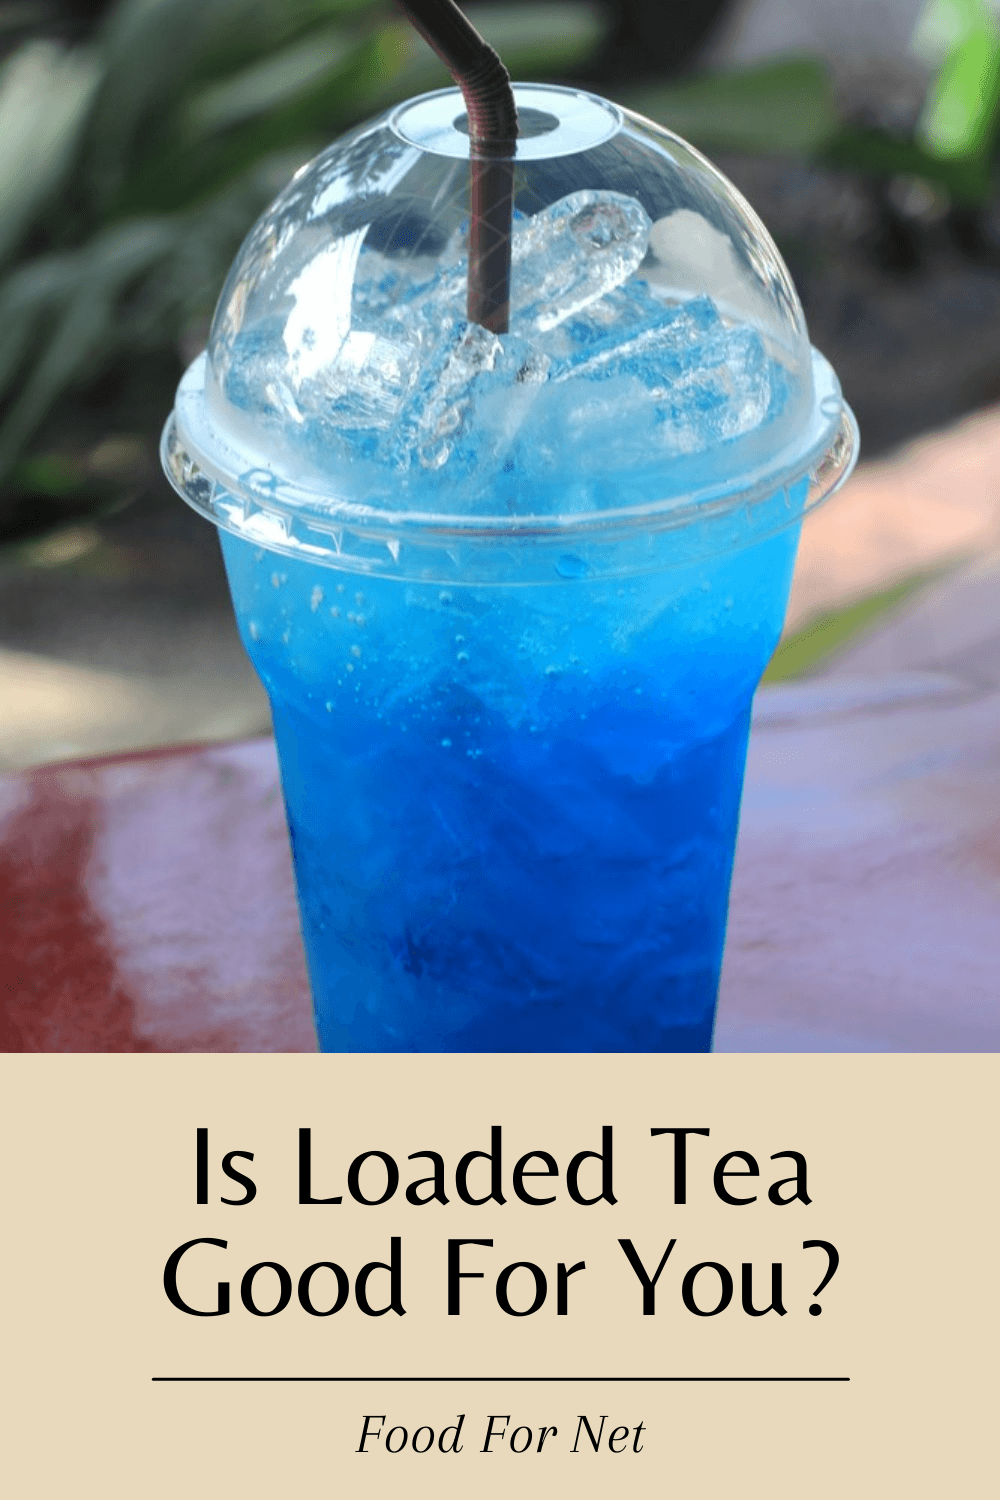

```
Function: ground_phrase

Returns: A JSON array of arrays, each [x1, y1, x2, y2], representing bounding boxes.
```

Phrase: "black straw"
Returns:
[[396, 0, 518, 333]]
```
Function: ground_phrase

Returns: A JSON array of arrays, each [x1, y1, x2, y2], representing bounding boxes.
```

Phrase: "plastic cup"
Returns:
[[163, 84, 857, 1051]]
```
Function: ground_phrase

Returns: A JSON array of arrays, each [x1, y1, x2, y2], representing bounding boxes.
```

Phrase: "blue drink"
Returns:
[[219, 501, 802, 1050], [163, 84, 856, 1050]]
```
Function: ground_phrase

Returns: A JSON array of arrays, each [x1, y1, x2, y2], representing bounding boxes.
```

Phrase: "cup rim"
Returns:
[[165, 348, 856, 556]]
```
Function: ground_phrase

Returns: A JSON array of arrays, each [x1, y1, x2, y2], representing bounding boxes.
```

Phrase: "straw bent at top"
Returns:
[[395, 0, 518, 333]]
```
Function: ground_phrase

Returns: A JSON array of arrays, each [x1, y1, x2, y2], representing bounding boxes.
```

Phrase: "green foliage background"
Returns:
[[0, 0, 608, 522], [1, 0, 997, 532]]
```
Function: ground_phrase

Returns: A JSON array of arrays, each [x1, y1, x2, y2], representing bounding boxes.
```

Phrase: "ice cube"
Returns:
[[519, 300, 773, 483], [558, 277, 673, 348], [653, 324, 772, 448], [377, 192, 653, 346], [554, 294, 721, 384], [352, 234, 469, 362], [212, 181, 777, 511], [512, 191, 653, 334], [222, 318, 304, 423], [387, 321, 550, 479], [392, 321, 500, 471], [545, 291, 772, 452], [299, 327, 420, 433], [352, 244, 449, 329]]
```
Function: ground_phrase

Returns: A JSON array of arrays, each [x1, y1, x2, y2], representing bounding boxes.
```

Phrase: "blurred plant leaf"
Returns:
[[0, 146, 312, 481], [11, 453, 86, 497], [192, 0, 380, 78], [112, 2, 610, 215], [761, 571, 940, 682], [351, 3, 612, 118], [910, 0, 992, 65], [0, 2, 56, 36], [0, 219, 179, 471], [468, 2, 610, 77], [84, 0, 380, 213], [0, 253, 82, 397], [618, 57, 839, 157], [85, 0, 232, 208], [116, 29, 405, 212], [184, 24, 357, 136], [917, 14, 1000, 162], [0, 40, 102, 267], [821, 121, 994, 204]]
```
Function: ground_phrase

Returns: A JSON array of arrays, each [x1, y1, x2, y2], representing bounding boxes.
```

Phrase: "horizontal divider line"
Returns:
[[152, 1375, 850, 1383]]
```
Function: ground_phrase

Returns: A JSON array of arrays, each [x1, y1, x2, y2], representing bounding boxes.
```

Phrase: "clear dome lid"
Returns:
[[164, 83, 856, 571]]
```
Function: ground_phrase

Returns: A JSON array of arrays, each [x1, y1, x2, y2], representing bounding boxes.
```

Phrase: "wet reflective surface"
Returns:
[[0, 740, 314, 1052], [2, 665, 998, 1053]]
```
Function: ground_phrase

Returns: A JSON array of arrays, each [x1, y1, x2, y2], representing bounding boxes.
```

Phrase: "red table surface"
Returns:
[[3, 690, 999, 1052], [1, 740, 314, 1052]]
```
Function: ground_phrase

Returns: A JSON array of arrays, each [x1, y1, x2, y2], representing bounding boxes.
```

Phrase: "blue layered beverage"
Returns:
[[163, 84, 857, 1051]]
